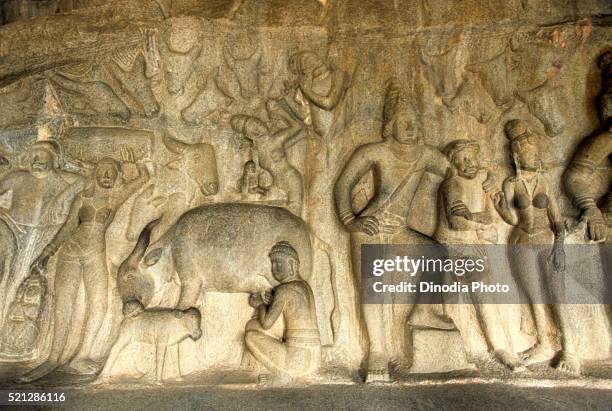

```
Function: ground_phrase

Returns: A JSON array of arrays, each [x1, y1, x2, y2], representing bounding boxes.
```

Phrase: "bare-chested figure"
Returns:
[[244, 241, 320, 383], [564, 51, 612, 242], [19, 148, 149, 382], [0, 141, 84, 323], [230, 100, 305, 216], [288, 51, 348, 143], [435, 139, 523, 371], [239, 160, 268, 198], [334, 78, 451, 381]]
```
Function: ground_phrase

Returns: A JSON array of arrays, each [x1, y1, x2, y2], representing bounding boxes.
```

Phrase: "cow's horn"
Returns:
[[122, 218, 161, 269]]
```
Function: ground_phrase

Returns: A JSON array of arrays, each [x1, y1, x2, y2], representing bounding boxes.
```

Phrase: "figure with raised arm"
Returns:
[[231, 100, 305, 215], [19, 148, 149, 382]]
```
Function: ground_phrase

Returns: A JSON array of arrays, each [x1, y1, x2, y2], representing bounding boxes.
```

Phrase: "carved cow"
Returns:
[[126, 133, 219, 244], [99, 301, 202, 383], [118, 203, 337, 345]]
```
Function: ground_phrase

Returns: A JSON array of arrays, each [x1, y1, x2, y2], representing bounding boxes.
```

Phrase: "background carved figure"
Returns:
[[230, 100, 305, 216], [564, 51, 612, 242], [0, 140, 84, 326]]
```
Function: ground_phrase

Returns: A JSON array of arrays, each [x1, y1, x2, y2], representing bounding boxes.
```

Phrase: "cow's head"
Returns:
[[118, 218, 175, 306], [176, 307, 202, 341], [163, 134, 219, 196]]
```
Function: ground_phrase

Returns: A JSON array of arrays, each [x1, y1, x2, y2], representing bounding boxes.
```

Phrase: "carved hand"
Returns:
[[298, 70, 314, 91], [492, 191, 508, 211], [584, 206, 607, 242], [30, 254, 50, 276], [262, 290, 273, 304], [120, 146, 136, 164], [265, 98, 283, 114], [345, 216, 379, 236], [482, 171, 496, 193], [249, 293, 265, 308], [549, 244, 566, 272]]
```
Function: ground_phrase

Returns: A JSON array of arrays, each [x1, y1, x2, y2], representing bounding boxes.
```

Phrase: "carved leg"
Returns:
[[473, 300, 524, 371], [155, 342, 168, 383], [172, 343, 183, 381], [511, 247, 557, 366], [71, 256, 109, 374], [553, 305, 581, 375], [390, 303, 413, 374], [362, 304, 390, 382], [177, 277, 203, 310], [96, 330, 130, 382], [282, 170, 304, 217], [245, 329, 289, 380]]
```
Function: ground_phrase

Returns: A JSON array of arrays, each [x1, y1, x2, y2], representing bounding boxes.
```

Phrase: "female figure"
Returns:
[[493, 119, 576, 372], [20, 148, 149, 382], [230, 100, 304, 216]]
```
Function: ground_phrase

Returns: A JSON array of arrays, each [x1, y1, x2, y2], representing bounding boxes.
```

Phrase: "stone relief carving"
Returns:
[[244, 241, 321, 383], [98, 302, 202, 384], [434, 139, 524, 371], [565, 51, 612, 243], [0, 4, 609, 391], [230, 100, 305, 216], [334, 78, 452, 381], [18, 148, 150, 382], [0, 268, 46, 357], [493, 118, 574, 371], [0, 140, 85, 326]]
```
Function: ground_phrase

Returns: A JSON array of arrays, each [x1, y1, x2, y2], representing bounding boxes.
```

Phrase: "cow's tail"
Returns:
[[309, 233, 340, 347]]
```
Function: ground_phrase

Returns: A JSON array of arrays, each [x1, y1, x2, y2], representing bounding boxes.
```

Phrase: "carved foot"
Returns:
[[257, 373, 292, 386], [520, 344, 556, 367], [365, 368, 391, 383], [555, 351, 581, 375], [66, 359, 102, 375], [389, 357, 412, 377], [494, 350, 526, 372], [16, 363, 58, 383]]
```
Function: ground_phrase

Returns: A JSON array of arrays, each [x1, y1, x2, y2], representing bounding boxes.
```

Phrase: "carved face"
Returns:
[[31, 148, 53, 172], [512, 136, 541, 171], [245, 161, 256, 173], [271, 255, 294, 283], [453, 147, 480, 179], [393, 110, 418, 144], [96, 162, 119, 189]]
